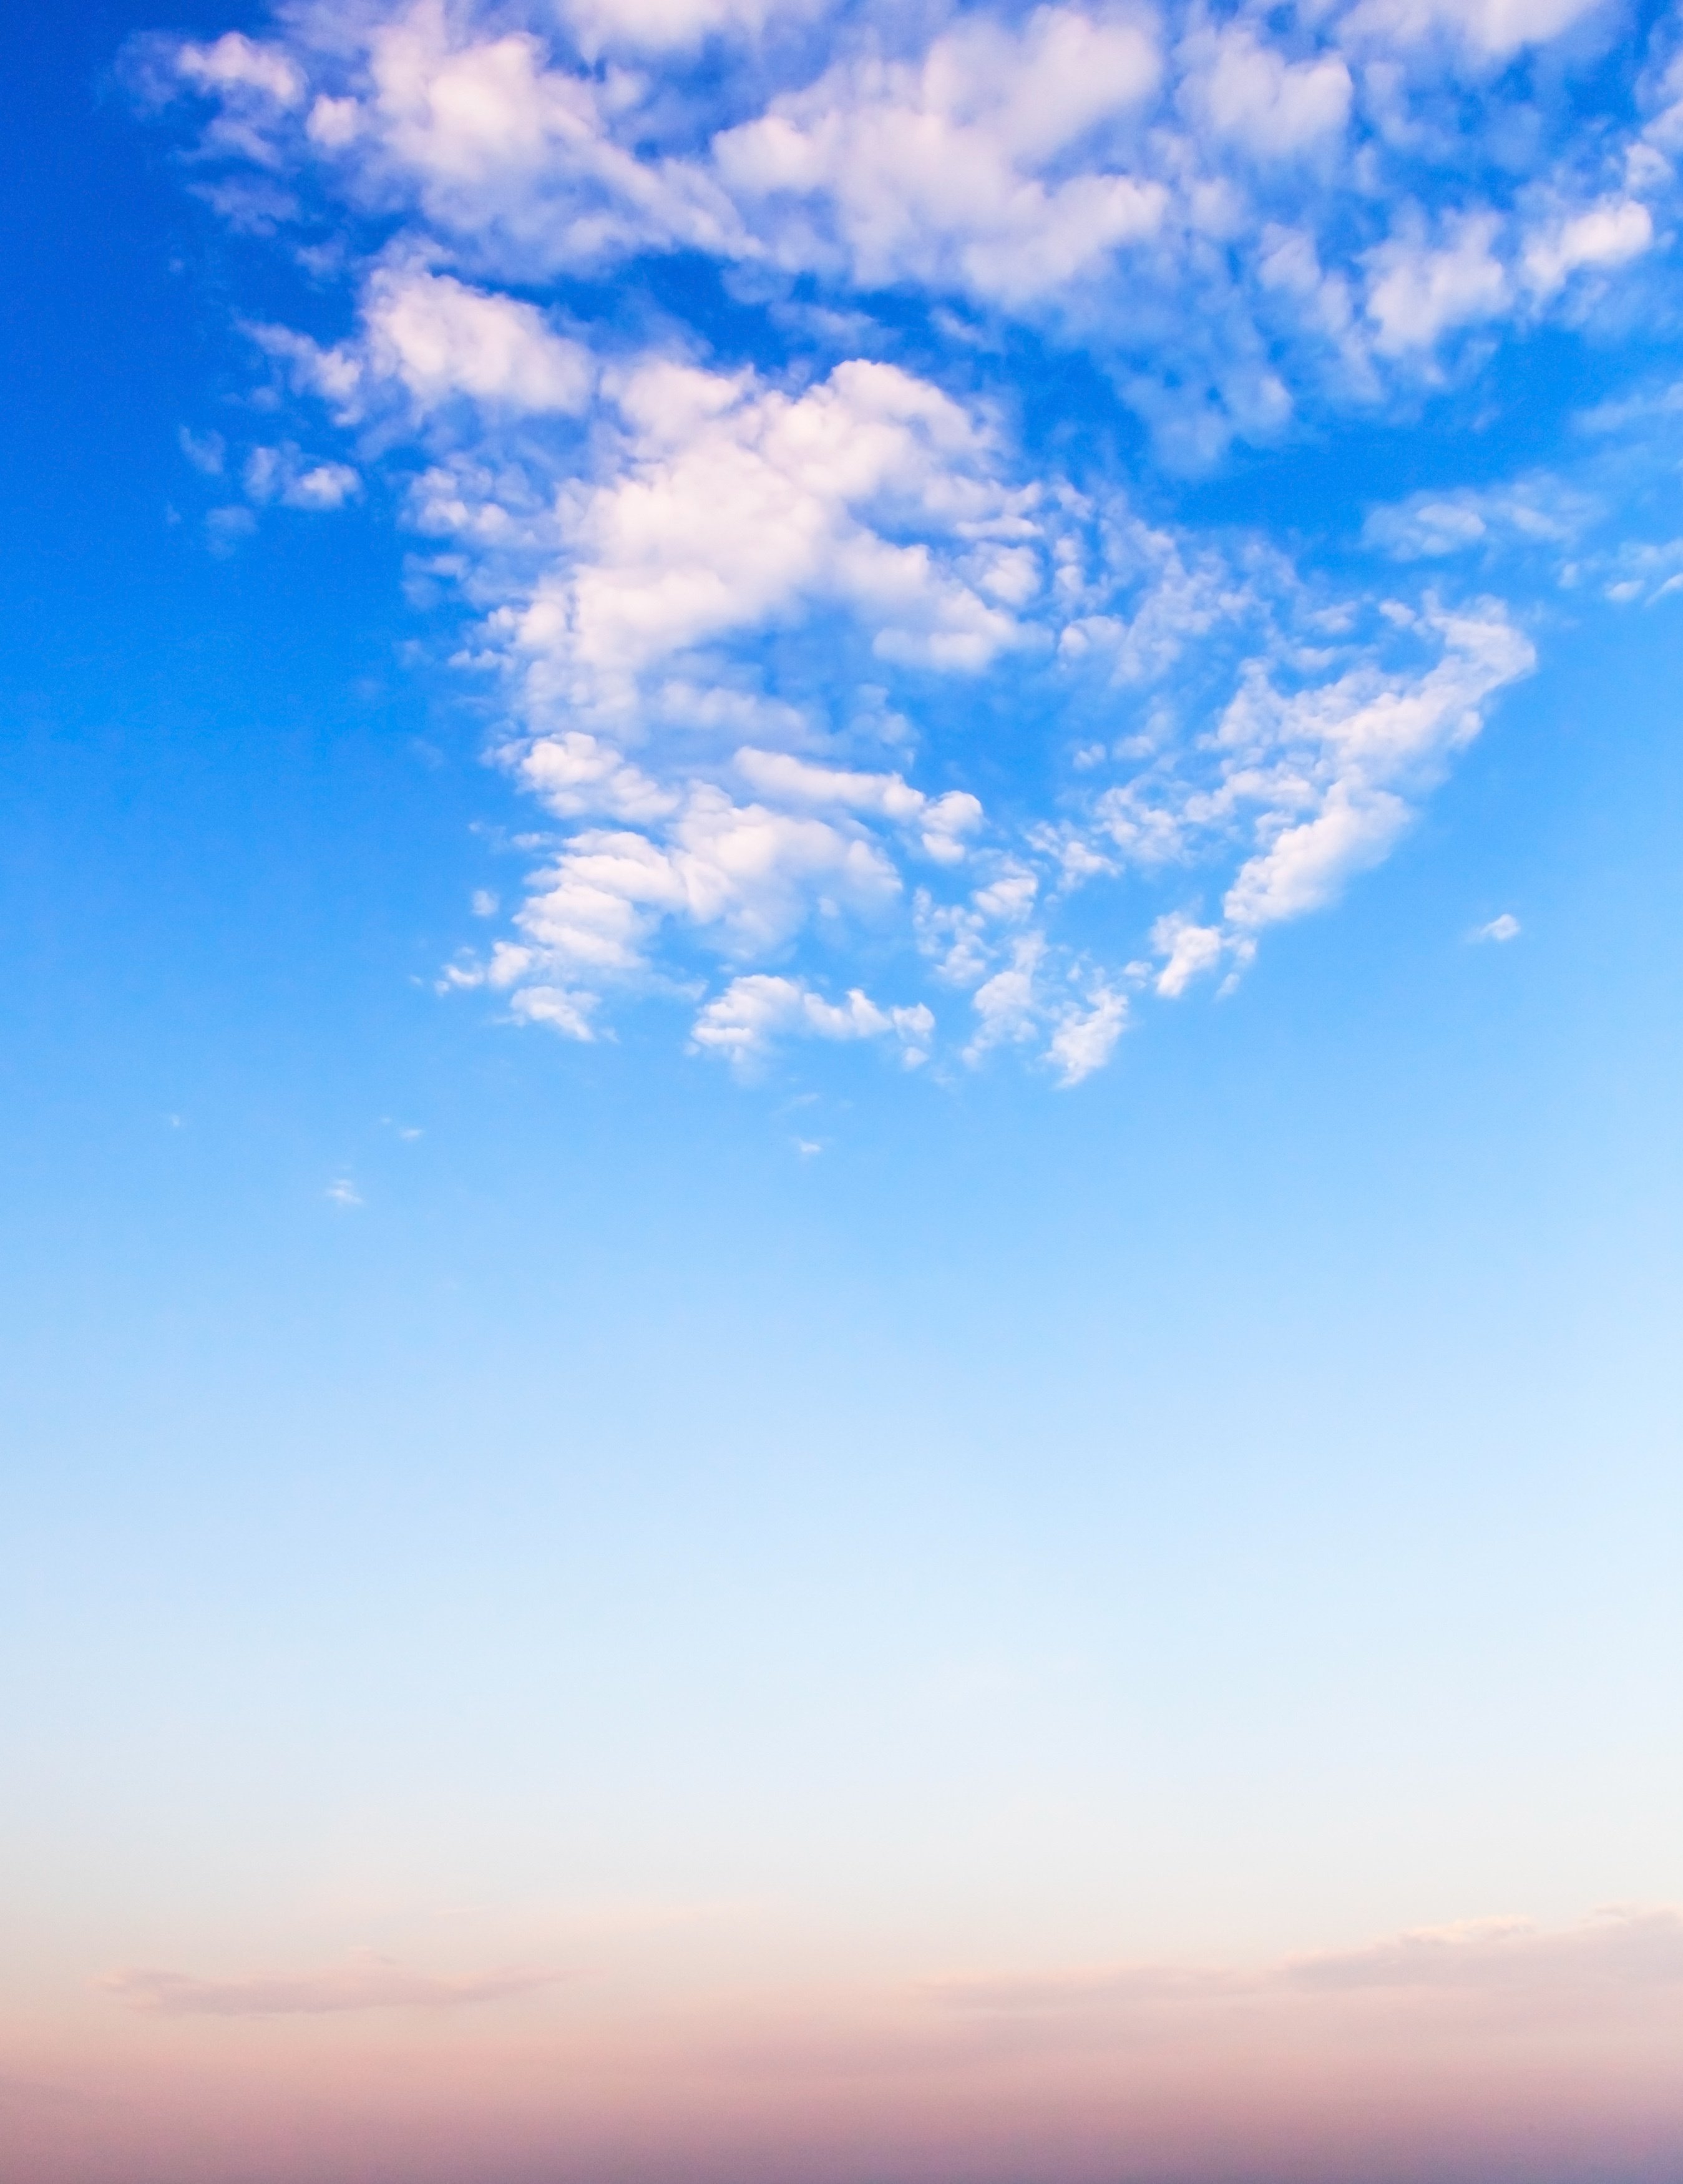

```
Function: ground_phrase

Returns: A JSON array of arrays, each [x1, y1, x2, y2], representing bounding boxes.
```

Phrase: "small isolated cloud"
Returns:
[[243, 443, 361, 509], [1472, 911, 1521, 942], [1047, 988, 1128, 1085], [102, 1951, 560, 2017], [178, 426, 225, 475], [325, 1176, 363, 1206], [175, 31, 304, 109], [205, 504, 256, 554]]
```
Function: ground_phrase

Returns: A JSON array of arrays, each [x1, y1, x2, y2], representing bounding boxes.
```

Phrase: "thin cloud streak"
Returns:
[[101, 1950, 564, 2016]]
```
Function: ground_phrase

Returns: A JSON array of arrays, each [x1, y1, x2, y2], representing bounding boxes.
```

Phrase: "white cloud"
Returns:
[[321, 0, 744, 268], [713, 7, 1166, 305], [244, 443, 362, 509], [1365, 212, 1510, 356], [481, 787, 900, 1005], [1216, 603, 1534, 935], [509, 982, 602, 1038], [364, 265, 594, 412], [176, 31, 305, 107], [561, 0, 815, 57], [1523, 197, 1654, 298], [1341, 0, 1609, 57], [691, 973, 934, 1070], [734, 748, 984, 864], [519, 731, 677, 821], [1472, 910, 1521, 940], [964, 935, 1046, 1060], [1047, 985, 1128, 1083], [258, 265, 593, 421], [485, 355, 1032, 723], [1151, 912, 1225, 997], [1178, 26, 1352, 159]]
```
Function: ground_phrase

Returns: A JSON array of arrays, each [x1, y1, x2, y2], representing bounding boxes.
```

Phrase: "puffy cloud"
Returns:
[[691, 973, 934, 1068], [494, 356, 1033, 715], [734, 748, 984, 864], [488, 789, 900, 992], [363, 264, 593, 411], [175, 31, 305, 107], [1364, 212, 1510, 356], [1523, 196, 1654, 297], [1178, 26, 1352, 160], [318, 0, 745, 267], [1151, 912, 1224, 997], [256, 263, 593, 420], [1046, 985, 1128, 1083], [713, 7, 1166, 305], [243, 443, 362, 507]]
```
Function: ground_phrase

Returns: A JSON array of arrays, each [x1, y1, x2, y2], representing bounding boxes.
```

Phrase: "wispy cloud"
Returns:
[[102, 1949, 562, 2017]]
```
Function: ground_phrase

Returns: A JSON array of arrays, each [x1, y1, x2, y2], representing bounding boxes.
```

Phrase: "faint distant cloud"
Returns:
[[1283, 1905, 1683, 1993], [471, 889, 500, 917], [1471, 912, 1522, 942], [926, 1904, 1683, 2028], [102, 1951, 560, 2017], [178, 425, 225, 475], [1363, 476, 1596, 561], [325, 1176, 363, 1206], [243, 442, 361, 510], [205, 504, 256, 554]]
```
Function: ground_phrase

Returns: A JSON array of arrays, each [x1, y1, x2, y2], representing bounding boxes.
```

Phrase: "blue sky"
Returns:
[[2, 1, 1682, 2178]]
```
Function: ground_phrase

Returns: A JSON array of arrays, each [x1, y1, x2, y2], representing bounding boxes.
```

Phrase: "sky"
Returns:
[[1, 0, 1682, 2177]]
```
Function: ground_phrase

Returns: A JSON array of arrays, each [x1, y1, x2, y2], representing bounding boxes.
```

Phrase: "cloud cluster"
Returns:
[[141, 0, 1676, 452], [135, 0, 1678, 1078]]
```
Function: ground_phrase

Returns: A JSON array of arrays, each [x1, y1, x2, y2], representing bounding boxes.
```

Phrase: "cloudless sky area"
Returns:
[[2, 0, 1681, 2178]]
